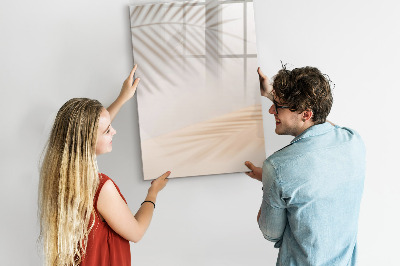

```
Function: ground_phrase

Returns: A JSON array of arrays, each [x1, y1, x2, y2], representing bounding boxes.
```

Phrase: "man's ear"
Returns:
[[302, 109, 313, 122]]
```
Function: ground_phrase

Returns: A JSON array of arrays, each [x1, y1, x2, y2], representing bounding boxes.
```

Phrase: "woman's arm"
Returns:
[[97, 171, 170, 243], [107, 65, 140, 122]]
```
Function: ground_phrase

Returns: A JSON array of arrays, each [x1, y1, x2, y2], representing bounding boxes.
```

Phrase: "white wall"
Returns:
[[1, 0, 398, 265]]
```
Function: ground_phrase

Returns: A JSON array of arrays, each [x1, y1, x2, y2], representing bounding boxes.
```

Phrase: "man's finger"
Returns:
[[246, 172, 259, 180], [257, 67, 266, 78], [245, 161, 255, 171], [245, 172, 254, 178]]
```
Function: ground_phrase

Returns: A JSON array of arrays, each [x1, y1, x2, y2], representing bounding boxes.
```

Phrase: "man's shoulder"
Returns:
[[266, 124, 364, 166], [265, 144, 300, 170], [329, 125, 365, 151], [333, 124, 361, 135]]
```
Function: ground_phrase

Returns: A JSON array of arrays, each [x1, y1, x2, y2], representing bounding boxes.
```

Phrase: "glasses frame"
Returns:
[[273, 100, 291, 114]]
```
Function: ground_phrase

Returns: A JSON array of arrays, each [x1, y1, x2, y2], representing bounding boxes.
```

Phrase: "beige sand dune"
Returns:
[[141, 104, 266, 179]]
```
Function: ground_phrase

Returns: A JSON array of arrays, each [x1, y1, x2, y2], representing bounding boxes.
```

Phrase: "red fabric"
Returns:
[[81, 173, 131, 266]]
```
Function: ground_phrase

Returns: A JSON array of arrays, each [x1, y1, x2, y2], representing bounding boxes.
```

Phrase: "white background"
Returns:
[[1, 0, 399, 265]]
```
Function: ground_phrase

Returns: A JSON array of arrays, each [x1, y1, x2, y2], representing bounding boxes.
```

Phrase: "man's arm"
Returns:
[[107, 65, 140, 122], [257, 160, 287, 246], [258, 67, 274, 101]]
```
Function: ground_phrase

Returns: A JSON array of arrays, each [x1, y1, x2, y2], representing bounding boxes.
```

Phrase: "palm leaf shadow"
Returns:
[[130, 1, 251, 94], [156, 105, 264, 164]]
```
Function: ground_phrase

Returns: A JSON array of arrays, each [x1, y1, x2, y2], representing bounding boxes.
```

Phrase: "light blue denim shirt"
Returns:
[[258, 122, 365, 266]]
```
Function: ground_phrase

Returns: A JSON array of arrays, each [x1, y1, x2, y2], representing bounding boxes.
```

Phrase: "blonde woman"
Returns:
[[38, 65, 170, 266]]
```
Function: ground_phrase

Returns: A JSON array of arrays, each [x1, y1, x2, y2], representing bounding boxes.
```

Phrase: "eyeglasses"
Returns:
[[273, 100, 291, 114]]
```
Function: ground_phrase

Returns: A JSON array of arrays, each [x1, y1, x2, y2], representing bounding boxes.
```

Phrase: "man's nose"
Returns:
[[269, 104, 276, 114]]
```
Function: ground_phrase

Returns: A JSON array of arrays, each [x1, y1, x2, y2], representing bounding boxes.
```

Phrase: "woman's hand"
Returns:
[[149, 171, 170, 195], [97, 171, 170, 243], [119, 64, 140, 103], [107, 65, 140, 121]]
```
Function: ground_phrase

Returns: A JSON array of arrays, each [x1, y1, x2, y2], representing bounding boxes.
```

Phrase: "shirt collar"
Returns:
[[290, 122, 334, 144]]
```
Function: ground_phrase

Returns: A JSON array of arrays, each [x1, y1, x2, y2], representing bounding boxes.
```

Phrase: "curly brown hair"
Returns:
[[272, 66, 333, 124]]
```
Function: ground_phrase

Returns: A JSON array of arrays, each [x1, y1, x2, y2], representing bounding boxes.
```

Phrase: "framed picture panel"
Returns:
[[129, 0, 265, 179]]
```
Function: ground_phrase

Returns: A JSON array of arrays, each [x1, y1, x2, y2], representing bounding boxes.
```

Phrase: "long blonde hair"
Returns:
[[38, 98, 103, 265]]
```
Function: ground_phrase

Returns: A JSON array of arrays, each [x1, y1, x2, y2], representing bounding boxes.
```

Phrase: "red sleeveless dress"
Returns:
[[81, 173, 131, 266]]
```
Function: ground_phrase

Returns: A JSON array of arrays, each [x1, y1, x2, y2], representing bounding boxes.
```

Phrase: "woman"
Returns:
[[38, 65, 169, 266]]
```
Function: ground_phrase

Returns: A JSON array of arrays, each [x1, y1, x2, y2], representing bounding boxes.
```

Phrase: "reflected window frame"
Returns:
[[179, 0, 255, 91]]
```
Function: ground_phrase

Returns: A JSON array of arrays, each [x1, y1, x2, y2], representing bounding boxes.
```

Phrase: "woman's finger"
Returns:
[[131, 77, 140, 89], [129, 64, 138, 79], [158, 171, 171, 180]]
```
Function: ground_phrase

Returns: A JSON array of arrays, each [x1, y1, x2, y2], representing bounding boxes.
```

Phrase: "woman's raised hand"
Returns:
[[119, 64, 140, 103]]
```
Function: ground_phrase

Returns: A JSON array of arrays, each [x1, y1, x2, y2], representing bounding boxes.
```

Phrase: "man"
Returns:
[[245, 66, 365, 265]]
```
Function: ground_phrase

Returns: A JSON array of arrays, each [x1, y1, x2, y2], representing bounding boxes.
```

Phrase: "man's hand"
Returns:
[[245, 161, 262, 182], [258, 67, 274, 101]]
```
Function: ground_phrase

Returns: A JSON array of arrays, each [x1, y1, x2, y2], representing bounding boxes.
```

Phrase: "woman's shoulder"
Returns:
[[99, 172, 114, 186], [95, 173, 112, 203], [98, 173, 127, 203], [99, 172, 110, 180]]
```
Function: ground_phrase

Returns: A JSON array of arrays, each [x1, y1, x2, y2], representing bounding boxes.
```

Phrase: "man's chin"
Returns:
[[275, 128, 288, 136], [275, 127, 283, 135]]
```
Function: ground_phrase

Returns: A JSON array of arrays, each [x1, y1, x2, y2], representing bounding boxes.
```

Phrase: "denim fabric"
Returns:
[[258, 122, 365, 266]]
